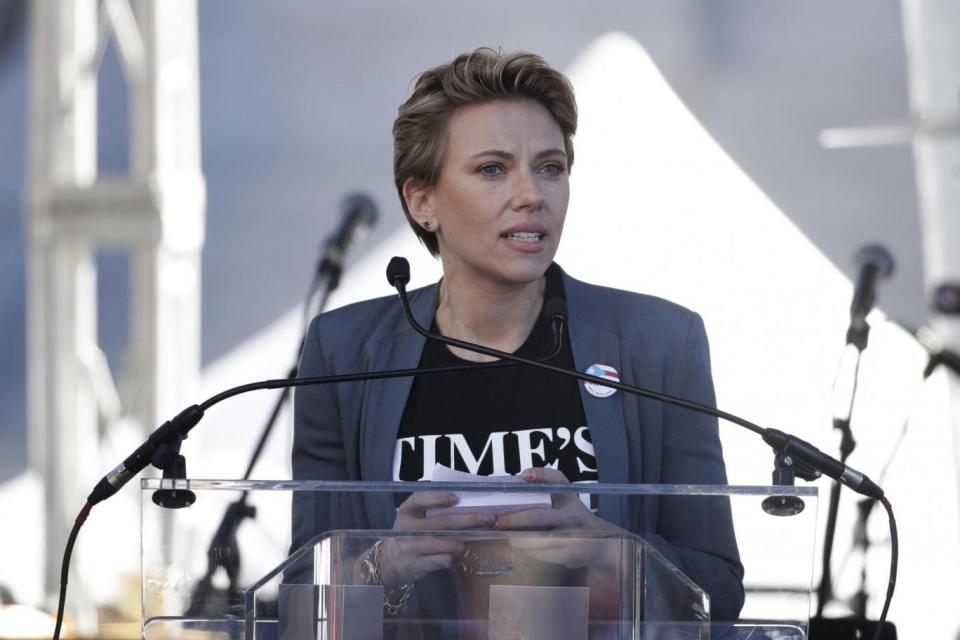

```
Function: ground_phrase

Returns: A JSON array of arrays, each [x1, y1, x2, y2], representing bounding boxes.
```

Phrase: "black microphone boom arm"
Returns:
[[385, 256, 884, 500]]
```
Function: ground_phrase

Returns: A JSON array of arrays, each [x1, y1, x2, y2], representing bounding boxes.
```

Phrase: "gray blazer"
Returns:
[[292, 268, 744, 619]]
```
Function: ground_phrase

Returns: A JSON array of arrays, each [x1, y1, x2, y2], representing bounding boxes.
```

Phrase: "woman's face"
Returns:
[[408, 99, 570, 291]]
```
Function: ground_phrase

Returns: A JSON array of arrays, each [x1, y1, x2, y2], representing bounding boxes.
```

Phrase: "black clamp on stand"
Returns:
[[762, 450, 819, 516], [151, 435, 197, 509]]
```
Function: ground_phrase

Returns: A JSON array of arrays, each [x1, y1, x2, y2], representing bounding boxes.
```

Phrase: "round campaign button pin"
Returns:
[[584, 363, 619, 398]]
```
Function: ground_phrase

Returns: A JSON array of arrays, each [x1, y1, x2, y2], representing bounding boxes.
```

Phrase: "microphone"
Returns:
[[846, 245, 895, 351], [387, 256, 885, 500], [387, 255, 409, 286], [543, 297, 568, 354], [933, 283, 960, 315], [318, 193, 378, 281], [386, 257, 567, 362], [88, 405, 204, 506]]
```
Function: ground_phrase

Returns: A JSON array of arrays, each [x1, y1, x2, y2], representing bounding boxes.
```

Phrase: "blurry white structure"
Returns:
[[26, 0, 203, 626]]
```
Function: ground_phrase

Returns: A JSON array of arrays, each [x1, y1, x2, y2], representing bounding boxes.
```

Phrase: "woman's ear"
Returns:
[[403, 178, 437, 230]]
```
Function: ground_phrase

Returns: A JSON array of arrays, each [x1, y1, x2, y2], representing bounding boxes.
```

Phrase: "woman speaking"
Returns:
[[291, 48, 744, 623]]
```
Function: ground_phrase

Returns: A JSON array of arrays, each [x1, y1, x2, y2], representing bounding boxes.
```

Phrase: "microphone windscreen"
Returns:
[[342, 192, 378, 226], [934, 284, 960, 314], [855, 244, 895, 278], [543, 297, 568, 322], [387, 257, 411, 287]]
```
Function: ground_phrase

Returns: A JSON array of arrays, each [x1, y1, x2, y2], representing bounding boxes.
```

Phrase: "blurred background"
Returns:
[[1, 0, 959, 638]]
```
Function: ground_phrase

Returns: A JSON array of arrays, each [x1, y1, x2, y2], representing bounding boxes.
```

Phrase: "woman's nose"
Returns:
[[510, 170, 545, 212]]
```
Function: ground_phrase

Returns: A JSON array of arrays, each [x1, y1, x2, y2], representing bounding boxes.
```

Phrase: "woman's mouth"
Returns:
[[501, 231, 544, 243]]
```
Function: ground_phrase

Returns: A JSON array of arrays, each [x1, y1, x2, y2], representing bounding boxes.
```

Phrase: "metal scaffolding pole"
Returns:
[[26, 0, 203, 626]]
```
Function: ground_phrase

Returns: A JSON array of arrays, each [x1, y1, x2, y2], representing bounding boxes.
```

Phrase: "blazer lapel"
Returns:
[[359, 284, 437, 482], [564, 275, 632, 526], [356, 285, 437, 529]]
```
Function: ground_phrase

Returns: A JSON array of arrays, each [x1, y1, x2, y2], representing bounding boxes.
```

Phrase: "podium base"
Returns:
[[809, 616, 897, 640]]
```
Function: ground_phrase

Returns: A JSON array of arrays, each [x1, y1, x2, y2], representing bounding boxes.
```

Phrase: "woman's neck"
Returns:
[[435, 274, 546, 362]]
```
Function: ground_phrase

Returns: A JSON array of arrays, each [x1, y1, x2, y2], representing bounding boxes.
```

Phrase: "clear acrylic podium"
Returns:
[[141, 480, 817, 640]]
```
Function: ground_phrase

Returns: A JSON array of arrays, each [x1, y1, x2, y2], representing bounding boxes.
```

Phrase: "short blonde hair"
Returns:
[[393, 48, 578, 256]]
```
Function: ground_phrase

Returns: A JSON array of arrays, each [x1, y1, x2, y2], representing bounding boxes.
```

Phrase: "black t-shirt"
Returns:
[[393, 266, 597, 490]]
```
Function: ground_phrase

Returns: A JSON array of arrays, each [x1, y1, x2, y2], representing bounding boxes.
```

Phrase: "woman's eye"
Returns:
[[478, 164, 504, 177], [539, 162, 566, 176]]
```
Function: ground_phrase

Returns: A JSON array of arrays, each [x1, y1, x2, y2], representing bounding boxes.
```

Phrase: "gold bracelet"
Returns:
[[361, 539, 414, 616]]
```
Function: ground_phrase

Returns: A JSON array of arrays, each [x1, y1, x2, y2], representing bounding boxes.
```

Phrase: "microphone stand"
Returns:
[[185, 259, 343, 617], [816, 340, 864, 618], [819, 320, 960, 624], [185, 193, 380, 614], [815, 245, 889, 619], [842, 321, 960, 621]]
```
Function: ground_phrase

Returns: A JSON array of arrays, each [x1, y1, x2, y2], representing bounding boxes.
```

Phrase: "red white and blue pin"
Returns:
[[584, 363, 619, 398]]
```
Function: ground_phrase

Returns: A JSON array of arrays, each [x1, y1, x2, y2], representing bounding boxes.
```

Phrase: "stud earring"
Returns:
[[422, 221, 432, 230]]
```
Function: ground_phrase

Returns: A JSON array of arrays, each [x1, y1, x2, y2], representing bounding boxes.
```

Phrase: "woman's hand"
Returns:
[[378, 491, 496, 587], [492, 467, 624, 569], [493, 467, 616, 532]]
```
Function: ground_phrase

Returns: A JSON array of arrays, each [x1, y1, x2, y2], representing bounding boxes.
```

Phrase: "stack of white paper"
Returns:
[[424, 465, 553, 517]]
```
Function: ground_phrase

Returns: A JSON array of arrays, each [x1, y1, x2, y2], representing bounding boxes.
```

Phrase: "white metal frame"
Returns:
[[26, 0, 203, 624]]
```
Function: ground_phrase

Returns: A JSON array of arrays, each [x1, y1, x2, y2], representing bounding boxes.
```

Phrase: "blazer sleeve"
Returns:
[[649, 312, 745, 622], [289, 315, 349, 559], [292, 315, 347, 480]]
